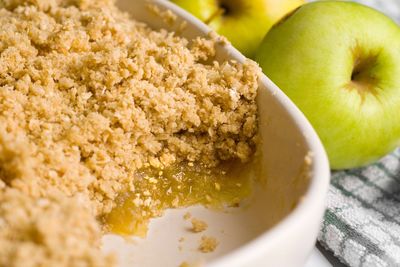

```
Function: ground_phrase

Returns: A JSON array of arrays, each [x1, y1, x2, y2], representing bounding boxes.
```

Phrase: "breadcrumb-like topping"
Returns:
[[0, 0, 259, 265], [0, 188, 116, 267]]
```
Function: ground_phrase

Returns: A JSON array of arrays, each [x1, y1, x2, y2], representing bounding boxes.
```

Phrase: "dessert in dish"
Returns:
[[0, 0, 260, 266]]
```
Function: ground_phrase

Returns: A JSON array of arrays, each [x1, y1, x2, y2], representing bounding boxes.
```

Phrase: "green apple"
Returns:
[[256, 1, 400, 169], [171, 0, 304, 58]]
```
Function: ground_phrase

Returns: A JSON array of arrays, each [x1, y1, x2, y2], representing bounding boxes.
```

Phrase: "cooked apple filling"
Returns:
[[0, 0, 260, 266], [105, 160, 256, 237]]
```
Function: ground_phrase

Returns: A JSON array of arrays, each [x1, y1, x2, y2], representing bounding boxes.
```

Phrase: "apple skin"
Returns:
[[170, 0, 304, 58], [169, 0, 219, 23], [256, 1, 400, 169]]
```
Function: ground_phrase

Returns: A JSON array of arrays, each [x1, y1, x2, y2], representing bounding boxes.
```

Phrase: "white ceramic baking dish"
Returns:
[[102, 1, 331, 266]]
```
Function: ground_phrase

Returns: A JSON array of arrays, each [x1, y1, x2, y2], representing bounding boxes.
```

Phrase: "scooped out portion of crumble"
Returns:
[[0, 0, 260, 266]]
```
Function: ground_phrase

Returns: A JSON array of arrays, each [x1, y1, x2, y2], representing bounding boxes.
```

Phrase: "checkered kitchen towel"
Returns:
[[316, 2, 400, 266]]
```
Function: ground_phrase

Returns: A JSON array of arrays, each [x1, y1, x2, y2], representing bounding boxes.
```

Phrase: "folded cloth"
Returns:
[[314, 2, 400, 267], [319, 149, 400, 267]]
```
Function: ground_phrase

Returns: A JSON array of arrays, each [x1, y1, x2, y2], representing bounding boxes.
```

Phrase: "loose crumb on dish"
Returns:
[[191, 218, 208, 233], [183, 212, 192, 220], [179, 261, 203, 267], [208, 31, 230, 46], [198, 236, 218, 253], [178, 236, 185, 251], [178, 20, 188, 33], [304, 151, 313, 166], [147, 4, 177, 25]]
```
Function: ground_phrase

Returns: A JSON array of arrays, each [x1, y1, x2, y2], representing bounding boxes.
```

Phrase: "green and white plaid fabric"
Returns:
[[313, 1, 400, 267], [319, 148, 400, 267]]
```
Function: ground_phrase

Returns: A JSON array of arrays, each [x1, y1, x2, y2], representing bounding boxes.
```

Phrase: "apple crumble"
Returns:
[[0, 0, 260, 266]]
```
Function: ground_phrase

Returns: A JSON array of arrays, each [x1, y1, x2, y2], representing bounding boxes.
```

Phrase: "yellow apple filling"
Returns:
[[105, 160, 255, 237]]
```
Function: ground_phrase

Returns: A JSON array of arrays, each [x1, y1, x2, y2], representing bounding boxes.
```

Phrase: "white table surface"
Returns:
[[305, 245, 347, 267], [306, 248, 332, 267]]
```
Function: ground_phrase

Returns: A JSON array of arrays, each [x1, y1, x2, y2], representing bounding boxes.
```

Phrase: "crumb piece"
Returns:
[[208, 31, 229, 45], [149, 177, 158, 184], [183, 212, 192, 220], [179, 261, 204, 267], [147, 4, 177, 25], [191, 218, 208, 233], [180, 262, 190, 267], [172, 197, 180, 207], [229, 202, 240, 208], [178, 240, 185, 251], [178, 21, 188, 32], [191, 37, 216, 61], [198, 236, 218, 253], [214, 182, 221, 191], [304, 151, 313, 165]]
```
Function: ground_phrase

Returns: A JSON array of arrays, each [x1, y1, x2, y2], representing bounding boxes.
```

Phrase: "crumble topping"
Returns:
[[0, 188, 116, 267], [147, 4, 177, 26], [0, 0, 260, 266]]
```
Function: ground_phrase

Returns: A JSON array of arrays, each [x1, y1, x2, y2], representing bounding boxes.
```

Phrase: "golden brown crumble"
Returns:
[[179, 262, 204, 267], [0, 0, 259, 265], [147, 4, 177, 26], [198, 235, 218, 253], [183, 212, 192, 220], [0, 188, 116, 267], [191, 218, 208, 233]]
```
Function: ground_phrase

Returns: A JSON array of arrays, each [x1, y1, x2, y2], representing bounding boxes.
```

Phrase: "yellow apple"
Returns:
[[170, 0, 304, 58], [256, 1, 400, 169]]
